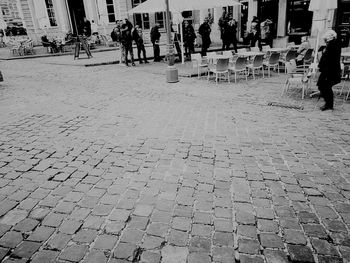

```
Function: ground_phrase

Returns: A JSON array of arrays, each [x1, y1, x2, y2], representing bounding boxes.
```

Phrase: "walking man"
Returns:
[[150, 23, 161, 62], [198, 18, 211, 57], [121, 22, 135, 66], [133, 25, 148, 64]]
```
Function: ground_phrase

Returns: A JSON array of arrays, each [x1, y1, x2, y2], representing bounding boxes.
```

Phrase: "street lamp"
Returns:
[[164, 0, 179, 83]]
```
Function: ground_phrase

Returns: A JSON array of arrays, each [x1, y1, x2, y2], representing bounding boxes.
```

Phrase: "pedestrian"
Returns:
[[133, 25, 148, 64], [218, 10, 228, 50], [121, 22, 135, 66], [150, 23, 161, 62], [296, 36, 311, 66], [198, 17, 211, 57], [250, 16, 262, 50], [82, 17, 91, 37], [172, 23, 182, 62], [183, 20, 196, 60], [261, 18, 273, 48], [317, 30, 341, 111], [223, 15, 238, 53]]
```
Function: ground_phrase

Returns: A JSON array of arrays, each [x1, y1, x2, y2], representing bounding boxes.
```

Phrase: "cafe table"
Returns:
[[237, 51, 265, 58], [268, 47, 289, 53]]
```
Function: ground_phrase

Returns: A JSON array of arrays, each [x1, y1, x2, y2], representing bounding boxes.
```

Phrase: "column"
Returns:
[[83, 0, 94, 21], [277, 0, 287, 37], [56, 0, 68, 32]]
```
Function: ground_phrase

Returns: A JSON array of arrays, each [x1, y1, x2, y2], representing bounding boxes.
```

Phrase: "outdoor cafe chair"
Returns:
[[206, 52, 217, 64], [279, 49, 297, 73], [282, 60, 312, 99], [246, 54, 265, 79], [263, 52, 280, 77], [262, 45, 271, 52], [222, 50, 234, 58], [191, 53, 209, 79], [208, 58, 230, 84], [229, 56, 248, 83], [302, 48, 314, 68], [250, 47, 260, 52]]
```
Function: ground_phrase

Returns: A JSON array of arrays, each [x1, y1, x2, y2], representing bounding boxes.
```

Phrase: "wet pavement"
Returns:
[[0, 56, 350, 263]]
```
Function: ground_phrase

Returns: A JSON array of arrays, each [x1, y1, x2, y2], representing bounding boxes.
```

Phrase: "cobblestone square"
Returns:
[[0, 56, 349, 262]]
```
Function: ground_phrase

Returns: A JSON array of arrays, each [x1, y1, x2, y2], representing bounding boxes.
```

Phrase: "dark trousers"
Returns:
[[318, 83, 334, 108], [153, 43, 160, 61], [201, 43, 209, 57], [137, 44, 147, 62], [185, 43, 194, 59], [174, 41, 182, 61], [224, 38, 238, 53], [124, 44, 134, 65], [251, 34, 262, 51]]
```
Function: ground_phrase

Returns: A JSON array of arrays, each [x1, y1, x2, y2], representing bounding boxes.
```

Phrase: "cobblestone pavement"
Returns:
[[0, 57, 350, 263]]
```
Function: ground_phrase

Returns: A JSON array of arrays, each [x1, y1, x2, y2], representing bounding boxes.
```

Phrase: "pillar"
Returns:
[[56, 0, 69, 32], [277, 0, 287, 37]]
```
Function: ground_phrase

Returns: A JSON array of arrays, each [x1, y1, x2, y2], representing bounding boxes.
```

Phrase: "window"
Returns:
[[106, 0, 116, 23], [287, 0, 312, 35], [132, 0, 149, 29], [155, 12, 165, 29], [44, 0, 57, 26]]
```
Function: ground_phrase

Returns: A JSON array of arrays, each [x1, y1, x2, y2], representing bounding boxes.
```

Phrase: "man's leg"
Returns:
[[124, 45, 129, 66], [233, 37, 238, 53], [137, 46, 142, 63], [129, 45, 135, 66], [141, 45, 148, 62], [319, 83, 334, 110]]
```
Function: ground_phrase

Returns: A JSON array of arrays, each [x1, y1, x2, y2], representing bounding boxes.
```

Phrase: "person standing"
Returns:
[[317, 30, 341, 111], [121, 22, 135, 66], [261, 18, 273, 48], [224, 15, 238, 53], [82, 17, 91, 37], [150, 23, 161, 62], [250, 16, 261, 50], [133, 25, 148, 64], [198, 17, 211, 57], [218, 10, 228, 50], [183, 20, 196, 60]]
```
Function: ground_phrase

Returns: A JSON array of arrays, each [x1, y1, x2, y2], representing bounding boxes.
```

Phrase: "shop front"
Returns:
[[336, 0, 350, 47]]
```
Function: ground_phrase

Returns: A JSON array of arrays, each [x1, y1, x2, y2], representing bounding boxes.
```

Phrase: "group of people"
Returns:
[[242, 16, 274, 50], [110, 19, 162, 66]]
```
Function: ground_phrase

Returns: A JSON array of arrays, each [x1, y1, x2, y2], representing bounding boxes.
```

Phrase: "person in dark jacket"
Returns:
[[133, 25, 148, 64], [150, 23, 161, 62], [198, 17, 211, 57], [183, 20, 196, 60], [218, 10, 228, 50], [250, 16, 262, 50], [223, 15, 237, 52], [121, 22, 135, 66], [317, 29, 341, 111], [82, 17, 91, 37]]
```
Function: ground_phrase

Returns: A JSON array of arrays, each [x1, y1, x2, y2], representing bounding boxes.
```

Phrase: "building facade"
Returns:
[[2, 0, 349, 46]]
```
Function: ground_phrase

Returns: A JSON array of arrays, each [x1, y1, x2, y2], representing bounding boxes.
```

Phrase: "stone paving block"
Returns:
[[27, 226, 55, 242], [59, 219, 82, 234], [284, 229, 307, 245], [46, 233, 71, 250], [257, 219, 279, 233], [59, 244, 88, 262], [31, 250, 59, 263], [92, 204, 113, 216], [151, 210, 172, 224], [236, 211, 255, 225], [161, 245, 188, 263], [187, 252, 211, 263], [113, 242, 138, 261], [0, 199, 18, 217], [264, 249, 289, 263], [260, 233, 284, 249], [167, 229, 189, 247], [73, 229, 98, 243], [120, 228, 144, 244], [29, 207, 50, 221], [214, 219, 233, 232], [140, 251, 161, 263], [105, 222, 125, 235], [109, 209, 131, 222], [311, 239, 340, 257], [237, 225, 258, 239], [94, 234, 118, 250], [128, 216, 149, 230], [213, 231, 234, 247], [212, 246, 234, 263], [84, 249, 108, 263], [42, 212, 65, 227], [287, 244, 315, 263], [172, 217, 191, 231], [141, 234, 164, 250], [13, 218, 39, 232], [238, 238, 261, 254], [146, 222, 169, 238], [189, 236, 211, 253], [303, 224, 328, 239], [12, 241, 41, 258], [0, 231, 23, 248], [191, 224, 213, 238], [82, 216, 104, 230]]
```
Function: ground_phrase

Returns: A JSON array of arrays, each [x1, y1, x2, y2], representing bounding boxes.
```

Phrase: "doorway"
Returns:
[[66, 0, 86, 35]]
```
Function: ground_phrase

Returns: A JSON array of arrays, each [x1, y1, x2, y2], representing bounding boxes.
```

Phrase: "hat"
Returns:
[[323, 30, 337, 42]]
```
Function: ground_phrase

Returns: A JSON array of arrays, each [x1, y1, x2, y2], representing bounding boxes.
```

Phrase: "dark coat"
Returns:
[[224, 20, 237, 41], [183, 25, 196, 46], [111, 28, 121, 42], [120, 25, 133, 46], [198, 22, 211, 46], [317, 39, 341, 87], [132, 29, 143, 45], [150, 26, 161, 44]]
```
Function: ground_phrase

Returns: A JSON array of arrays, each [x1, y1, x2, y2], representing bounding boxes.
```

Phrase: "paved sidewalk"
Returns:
[[0, 58, 349, 263]]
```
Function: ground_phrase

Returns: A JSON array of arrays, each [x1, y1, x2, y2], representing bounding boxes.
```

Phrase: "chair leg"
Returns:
[[198, 67, 200, 79], [253, 69, 255, 80], [215, 73, 218, 84], [207, 71, 210, 82], [262, 67, 265, 78], [235, 72, 237, 83], [228, 72, 230, 83], [245, 70, 248, 81]]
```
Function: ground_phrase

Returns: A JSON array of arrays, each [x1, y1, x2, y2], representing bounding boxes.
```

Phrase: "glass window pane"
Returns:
[[108, 14, 115, 22], [106, 0, 113, 4]]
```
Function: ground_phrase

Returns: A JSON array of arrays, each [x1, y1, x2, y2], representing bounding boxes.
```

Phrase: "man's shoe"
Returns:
[[320, 105, 333, 111]]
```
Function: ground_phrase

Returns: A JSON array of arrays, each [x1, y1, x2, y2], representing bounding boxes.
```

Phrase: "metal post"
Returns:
[[165, 0, 179, 83]]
